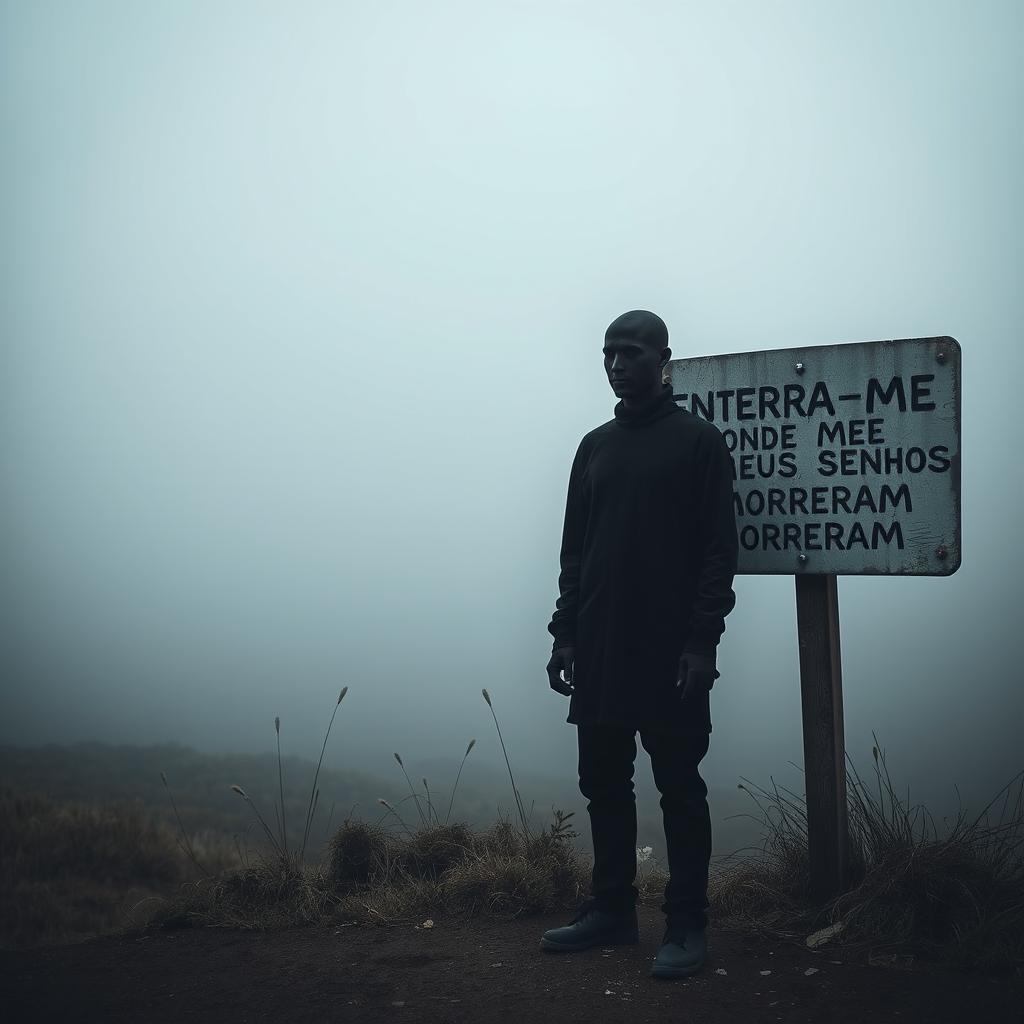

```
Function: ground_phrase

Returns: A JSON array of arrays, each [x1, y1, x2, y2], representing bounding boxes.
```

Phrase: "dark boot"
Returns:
[[539, 899, 640, 953], [650, 921, 708, 978]]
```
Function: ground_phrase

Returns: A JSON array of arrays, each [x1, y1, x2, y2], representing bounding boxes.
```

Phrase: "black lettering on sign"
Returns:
[[729, 426, 801, 451], [740, 525, 759, 551], [736, 387, 756, 420], [759, 387, 781, 418], [691, 392, 714, 420], [783, 384, 806, 418], [928, 445, 951, 472], [817, 447, 943, 476], [910, 374, 936, 411], [817, 418, 885, 446], [866, 376, 907, 413], [847, 522, 869, 549], [779, 452, 797, 478], [905, 448, 926, 472], [737, 520, 907, 551], [716, 390, 734, 421], [861, 449, 881, 473], [818, 421, 845, 446], [872, 521, 904, 549], [807, 382, 836, 416]]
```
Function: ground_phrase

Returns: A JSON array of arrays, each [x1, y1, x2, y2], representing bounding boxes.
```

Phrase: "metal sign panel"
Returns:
[[666, 336, 961, 575]]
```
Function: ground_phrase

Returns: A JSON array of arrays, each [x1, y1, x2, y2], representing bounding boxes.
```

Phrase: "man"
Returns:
[[541, 309, 738, 980]]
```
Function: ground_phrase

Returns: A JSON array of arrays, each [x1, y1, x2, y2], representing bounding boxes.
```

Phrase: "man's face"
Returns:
[[603, 335, 666, 397]]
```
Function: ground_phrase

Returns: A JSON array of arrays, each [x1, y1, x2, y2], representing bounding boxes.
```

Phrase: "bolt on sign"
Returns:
[[665, 336, 961, 575]]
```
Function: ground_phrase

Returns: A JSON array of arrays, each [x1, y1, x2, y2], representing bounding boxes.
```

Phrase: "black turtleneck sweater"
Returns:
[[547, 383, 738, 731]]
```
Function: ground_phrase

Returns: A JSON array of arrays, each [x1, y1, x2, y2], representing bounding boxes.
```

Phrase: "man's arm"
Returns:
[[684, 425, 739, 656], [547, 438, 589, 651]]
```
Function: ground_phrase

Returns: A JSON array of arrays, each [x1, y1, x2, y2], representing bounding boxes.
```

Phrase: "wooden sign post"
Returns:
[[795, 572, 849, 899], [666, 336, 960, 903]]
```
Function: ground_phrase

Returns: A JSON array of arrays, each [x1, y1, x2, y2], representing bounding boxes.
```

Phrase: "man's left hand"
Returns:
[[676, 651, 718, 702]]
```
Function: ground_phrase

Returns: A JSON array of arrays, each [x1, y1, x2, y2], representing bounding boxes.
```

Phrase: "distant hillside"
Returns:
[[0, 742, 505, 860], [0, 742, 763, 862]]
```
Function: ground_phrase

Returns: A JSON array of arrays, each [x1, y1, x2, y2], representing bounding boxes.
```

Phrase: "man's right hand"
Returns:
[[546, 646, 575, 697]]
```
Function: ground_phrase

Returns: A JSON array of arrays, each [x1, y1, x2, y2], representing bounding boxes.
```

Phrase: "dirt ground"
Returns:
[[2, 904, 1021, 1024]]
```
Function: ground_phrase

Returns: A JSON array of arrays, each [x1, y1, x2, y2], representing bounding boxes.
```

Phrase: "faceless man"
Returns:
[[541, 309, 738, 979]]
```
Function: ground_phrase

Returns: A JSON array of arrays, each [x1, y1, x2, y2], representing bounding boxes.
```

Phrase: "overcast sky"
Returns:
[[2, 1, 1021, 827]]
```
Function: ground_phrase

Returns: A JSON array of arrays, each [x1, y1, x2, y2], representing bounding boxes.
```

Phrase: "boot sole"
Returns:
[[540, 931, 639, 953]]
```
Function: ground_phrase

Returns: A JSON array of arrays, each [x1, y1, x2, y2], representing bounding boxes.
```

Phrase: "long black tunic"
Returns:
[[547, 383, 739, 732]]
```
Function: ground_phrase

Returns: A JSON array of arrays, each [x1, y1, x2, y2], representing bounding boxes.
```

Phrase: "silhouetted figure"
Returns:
[[541, 309, 738, 979]]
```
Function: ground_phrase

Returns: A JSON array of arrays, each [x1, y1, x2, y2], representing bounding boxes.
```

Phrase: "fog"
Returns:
[[2, 1, 1021, 836]]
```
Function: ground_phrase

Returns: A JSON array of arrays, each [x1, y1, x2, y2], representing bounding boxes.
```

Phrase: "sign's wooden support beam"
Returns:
[[795, 572, 850, 901]]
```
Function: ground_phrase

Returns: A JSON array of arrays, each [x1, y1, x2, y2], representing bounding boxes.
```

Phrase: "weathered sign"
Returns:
[[666, 336, 961, 575]]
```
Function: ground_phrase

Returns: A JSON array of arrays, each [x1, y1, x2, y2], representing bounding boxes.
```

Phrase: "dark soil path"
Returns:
[[2, 905, 1021, 1023]]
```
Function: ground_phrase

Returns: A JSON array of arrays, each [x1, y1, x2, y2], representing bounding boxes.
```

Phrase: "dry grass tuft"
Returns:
[[326, 820, 396, 892], [147, 858, 338, 932], [710, 732, 1024, 975], [0, 788, 238, 948], [148, 812, 589, 933], [400, 822, 476, 880]]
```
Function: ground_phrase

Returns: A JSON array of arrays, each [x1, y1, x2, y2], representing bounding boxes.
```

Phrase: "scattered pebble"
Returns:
[[804, 967, 819, 976], [421, 919, 434, 929], [760, 969, 772, 976], [806, 922, 844, 948], [715, 968, 728, 975], [490, 963, 503, 968], [604, 989, 615, 995]]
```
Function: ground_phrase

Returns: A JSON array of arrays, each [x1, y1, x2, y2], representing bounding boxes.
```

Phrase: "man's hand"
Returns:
[[547, 646, 575, 697], [676, 651, 717, 702]]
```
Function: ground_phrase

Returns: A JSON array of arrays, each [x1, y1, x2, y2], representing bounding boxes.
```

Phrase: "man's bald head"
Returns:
[[604, 310, 669, 353]]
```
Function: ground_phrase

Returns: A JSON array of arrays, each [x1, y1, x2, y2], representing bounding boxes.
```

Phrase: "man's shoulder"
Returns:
[[566, 418, 616, 453], [674, 408, 728, 440], [573, 406, 727, 449], [584, 418, 619, 441]]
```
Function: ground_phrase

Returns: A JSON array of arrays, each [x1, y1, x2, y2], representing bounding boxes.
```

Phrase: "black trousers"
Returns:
[[576, 722, 712, 928]]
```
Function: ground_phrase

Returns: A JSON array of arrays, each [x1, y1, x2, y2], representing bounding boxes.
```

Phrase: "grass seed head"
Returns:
[[466, 739, 476, 756], [231, 785, 247, 798], [338, 686, 348, 704], [482, 688, 491, 707], [275, 716, 280, 735], [394, 752, 403, 767]]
